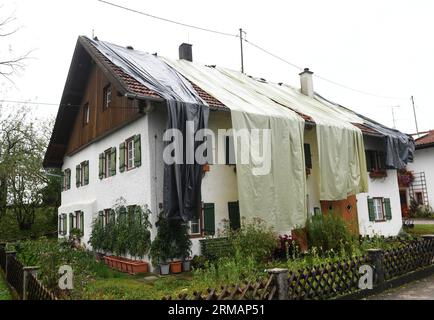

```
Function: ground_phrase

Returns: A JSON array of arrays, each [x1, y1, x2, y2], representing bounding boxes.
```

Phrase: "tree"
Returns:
[[0, 5, 32, 83]]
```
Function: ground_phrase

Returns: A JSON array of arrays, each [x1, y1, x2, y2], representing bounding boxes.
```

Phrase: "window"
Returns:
[[189, 218, 201, 236], [127, 138, 135, 170], [373, 198, 385, 221], [99, 148, 116, 179], [366, 150, 386, 172], [225, 135, 235, 165], [368, 197, 392, 222], [415, 192, 424, 205], [103, 85, 112, 110], [120, 135, 141, 172], [63, 169, 71, 191], [83, 103, 90, 126], [76, 161, 89, 187], [69, 211, 84, 234], [58, 214, 67, 236], [100, 209, 112, 227], [304, 144, 312, 169]]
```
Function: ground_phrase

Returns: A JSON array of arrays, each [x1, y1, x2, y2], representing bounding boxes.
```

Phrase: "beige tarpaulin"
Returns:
[[217, 68, 368, 200], [164, 58, 307, 232]]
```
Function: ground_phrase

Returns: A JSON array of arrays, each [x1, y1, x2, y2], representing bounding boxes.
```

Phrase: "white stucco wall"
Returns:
[[407, 147, 434, 208], [304, 127, 321, 217], [356, 169, 403, 236], [59, 115, 153, 246]]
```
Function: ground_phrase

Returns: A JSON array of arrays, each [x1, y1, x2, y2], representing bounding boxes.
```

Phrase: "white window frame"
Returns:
[[126, 138, 135, 170], [189, 218, 201, 236], [104, 149, 112, 178], [103, 85, 112, 110], [63, 169, 71, 190], [373, 198, 385, 221], [83, 103, 90, 125]]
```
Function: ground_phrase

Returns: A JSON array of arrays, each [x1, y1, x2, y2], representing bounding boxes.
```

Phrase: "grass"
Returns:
[[0, 272, 12, 300], [406, 224, 434, 236], [77, 271, 194, 300], [0, 208, 57, 242]]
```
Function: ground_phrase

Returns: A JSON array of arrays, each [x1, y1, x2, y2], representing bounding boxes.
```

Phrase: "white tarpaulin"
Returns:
[[164, 58, 307, 232], [214, 68, 368, 201]]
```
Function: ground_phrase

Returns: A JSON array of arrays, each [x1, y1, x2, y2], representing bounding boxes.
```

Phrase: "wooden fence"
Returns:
[[165, 236, 434, 300], [0, 243, 56, 300]]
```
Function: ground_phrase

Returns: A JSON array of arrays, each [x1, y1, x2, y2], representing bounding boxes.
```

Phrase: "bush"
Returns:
[[89, 203, 152, 259], [306, 213, 357, 254]]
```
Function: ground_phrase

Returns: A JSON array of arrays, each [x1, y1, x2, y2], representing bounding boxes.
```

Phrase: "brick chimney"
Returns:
[[299, 68, 314, 97], [179, 43, 193, 62]]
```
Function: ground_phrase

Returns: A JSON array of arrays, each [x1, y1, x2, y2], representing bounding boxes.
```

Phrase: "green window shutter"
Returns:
[[99, 153, 104, 179], [69, 213, 73, 232], [367, 198, 375, 221], [203, 203, 215, 236], [61, 172, 65, 192], [384, 198, 392, 220], [110, 209, 116, 223], [76, 165, 81, 187], [119, 142, 126, 172], [304, 144, 312, 169], [66, 170, 71, 190], [228, 201, 241, 230], [134, 134, 142, 167], [365, 151, 372, 172], [80, 211, 84, 233], [84, 161, 89, 185], [98, 211, 104, 226], [63, 214, 67, 235], [110, 147, 117, 176]]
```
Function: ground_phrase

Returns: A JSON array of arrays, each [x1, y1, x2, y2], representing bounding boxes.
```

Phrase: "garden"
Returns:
[[2, 212, 422, 300]]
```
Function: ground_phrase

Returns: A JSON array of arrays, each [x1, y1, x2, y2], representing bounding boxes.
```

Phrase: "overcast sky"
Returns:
[[2, 0, 433, 134]]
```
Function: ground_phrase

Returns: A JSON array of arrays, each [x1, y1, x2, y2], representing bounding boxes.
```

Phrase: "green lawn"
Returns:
[[76, 271, 195, 300], [0, 273, 12, 300], [406, 224, 434, 236]]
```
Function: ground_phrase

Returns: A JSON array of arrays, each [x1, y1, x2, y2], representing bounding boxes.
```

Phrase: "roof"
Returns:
[[415, 130, 434, 149]]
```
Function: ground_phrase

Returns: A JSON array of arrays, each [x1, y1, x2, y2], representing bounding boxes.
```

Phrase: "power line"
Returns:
[[0, 99, 139, 110], [98, 0, 238, 38]]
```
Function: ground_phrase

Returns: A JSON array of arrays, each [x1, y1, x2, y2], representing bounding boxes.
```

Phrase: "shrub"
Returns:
[[306, 213, 356, 253]]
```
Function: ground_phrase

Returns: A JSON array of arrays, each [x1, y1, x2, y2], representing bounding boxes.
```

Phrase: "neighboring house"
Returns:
[[43, 36, 411, 261], [404, 130, 434, 213]]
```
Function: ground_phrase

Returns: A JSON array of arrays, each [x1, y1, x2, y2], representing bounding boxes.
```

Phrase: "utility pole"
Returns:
[[391, 106, 399, 129], [411, 96, 419, 135], [239, 28, 245, 73]]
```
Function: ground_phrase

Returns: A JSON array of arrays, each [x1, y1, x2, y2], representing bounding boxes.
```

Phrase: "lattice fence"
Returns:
[[383, 238, 434, 280], [0, 246, 5, 271], [287, 255, 369, 300], [6, 255, 24, 298], [163, 274, 277, 300], [26, 272, 56, 300]]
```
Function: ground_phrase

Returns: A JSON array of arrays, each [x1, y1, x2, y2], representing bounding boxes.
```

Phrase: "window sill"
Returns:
[[374, 219, 387, 223], [369, 170, 388, 179], [189, 234, 203, 239]]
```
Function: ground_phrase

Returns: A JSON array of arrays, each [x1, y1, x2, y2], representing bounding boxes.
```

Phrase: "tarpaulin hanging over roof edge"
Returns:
[[315, 93, 415, 169], [88, 38, 209, 221], [163, 58, 307, 233]]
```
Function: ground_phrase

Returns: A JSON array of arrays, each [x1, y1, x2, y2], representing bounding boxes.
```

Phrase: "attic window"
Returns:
[[103, 85, 112, 110]]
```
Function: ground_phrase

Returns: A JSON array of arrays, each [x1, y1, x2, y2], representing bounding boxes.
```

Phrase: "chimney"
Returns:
[[299, 68, 314, 97], [179, 43, 193, 62]]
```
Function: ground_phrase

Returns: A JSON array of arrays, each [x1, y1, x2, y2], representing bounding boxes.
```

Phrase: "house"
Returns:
[[403, 130, 434, 214], [43, 36, 414, 262]]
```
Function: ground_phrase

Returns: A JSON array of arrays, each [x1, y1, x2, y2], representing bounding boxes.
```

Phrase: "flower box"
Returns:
[[104, 255, 149, 275], [369, 170, 387, 179]]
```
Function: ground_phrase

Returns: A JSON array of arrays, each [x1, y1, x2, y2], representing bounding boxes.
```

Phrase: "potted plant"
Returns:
[[171, 220, 192, 273], [150, 213, 173, 275]]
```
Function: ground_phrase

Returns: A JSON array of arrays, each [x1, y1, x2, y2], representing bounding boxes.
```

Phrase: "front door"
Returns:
[[399, 190, 409, 217]]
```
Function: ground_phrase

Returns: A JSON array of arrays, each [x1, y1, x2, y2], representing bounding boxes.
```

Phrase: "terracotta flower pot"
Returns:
[[170, 261, 182, 274]]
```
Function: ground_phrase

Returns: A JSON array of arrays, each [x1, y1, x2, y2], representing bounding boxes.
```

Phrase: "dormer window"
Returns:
[[103, 85, 112, 110]]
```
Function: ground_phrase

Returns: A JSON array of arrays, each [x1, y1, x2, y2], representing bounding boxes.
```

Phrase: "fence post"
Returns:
[[5, 251, 16, 280], [367, 249, 384, 287], [23, 267, 39, 300], [267, 268, 289, 300]]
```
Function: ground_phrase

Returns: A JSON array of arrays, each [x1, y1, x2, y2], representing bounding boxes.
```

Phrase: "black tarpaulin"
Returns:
[[88, 38, 209, 221]]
